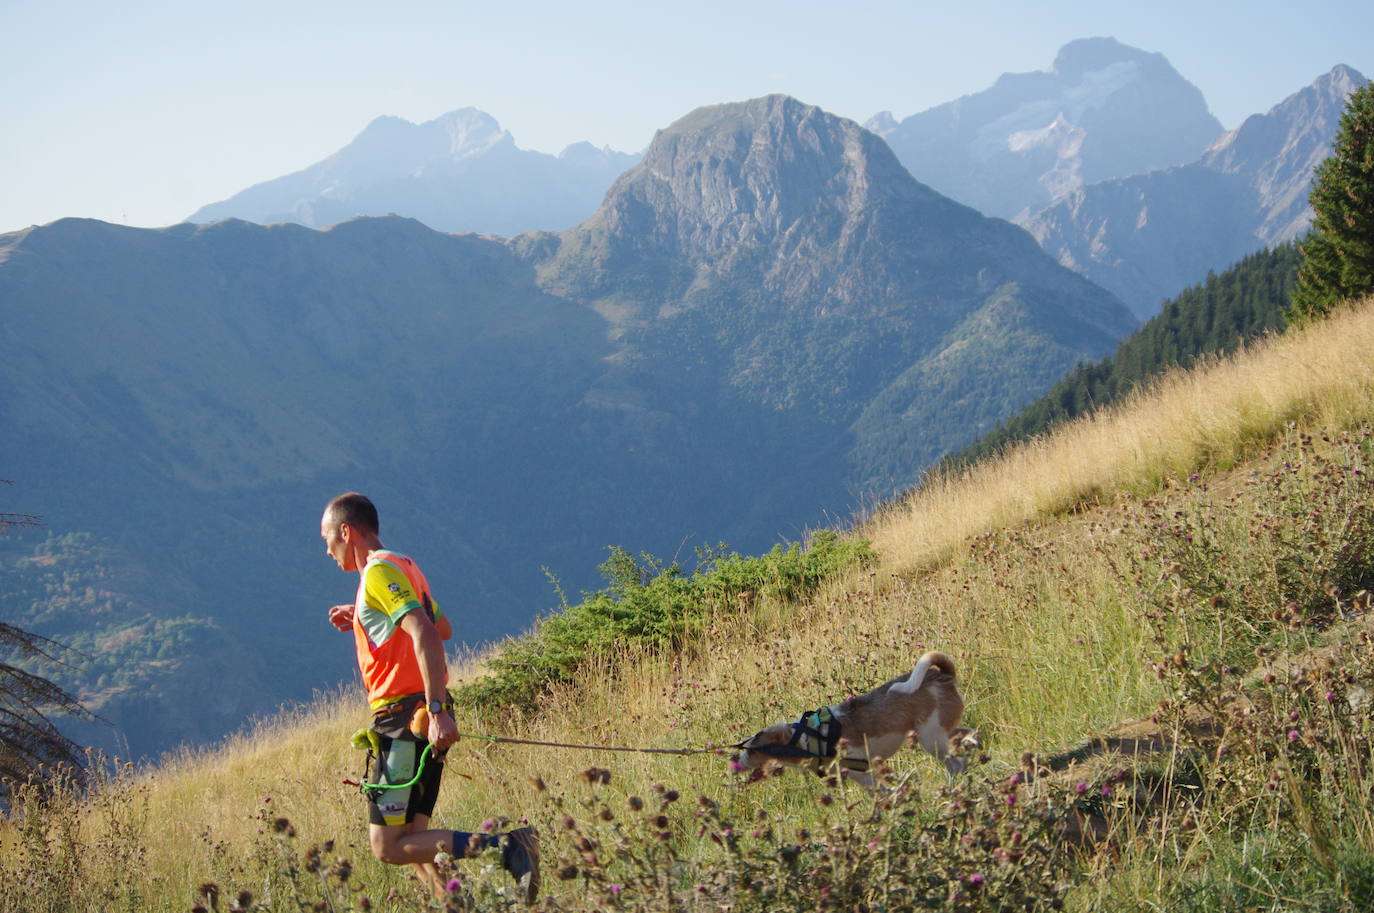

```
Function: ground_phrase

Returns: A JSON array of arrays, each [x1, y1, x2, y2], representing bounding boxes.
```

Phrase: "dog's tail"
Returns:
[[891, 650, 956, 694]]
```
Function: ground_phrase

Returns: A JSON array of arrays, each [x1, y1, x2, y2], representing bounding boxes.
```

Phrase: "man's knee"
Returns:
[[369, 827, 403, 864], [370, 825, 435, 865]]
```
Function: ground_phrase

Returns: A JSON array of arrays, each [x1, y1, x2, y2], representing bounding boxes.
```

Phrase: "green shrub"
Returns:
[[455, 532, 876, 713]]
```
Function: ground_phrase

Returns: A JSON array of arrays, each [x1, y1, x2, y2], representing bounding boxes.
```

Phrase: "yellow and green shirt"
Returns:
[[351, 549, 447, 709]]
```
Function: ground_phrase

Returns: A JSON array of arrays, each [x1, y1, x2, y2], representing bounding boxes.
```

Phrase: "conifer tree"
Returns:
[[1, 484, 90, 796], [1292, 82, 1374, 319]]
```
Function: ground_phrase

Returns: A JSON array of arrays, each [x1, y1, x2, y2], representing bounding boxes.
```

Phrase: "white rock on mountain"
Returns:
[[868, 37, 1223, 220], [188, 108, 640, 236]]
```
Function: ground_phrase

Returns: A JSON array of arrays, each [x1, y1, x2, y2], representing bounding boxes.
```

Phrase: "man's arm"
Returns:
[[398, 609, 458, 750]]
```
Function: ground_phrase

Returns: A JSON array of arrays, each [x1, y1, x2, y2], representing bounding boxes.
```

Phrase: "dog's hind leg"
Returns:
[[942, 728, 979, 778]]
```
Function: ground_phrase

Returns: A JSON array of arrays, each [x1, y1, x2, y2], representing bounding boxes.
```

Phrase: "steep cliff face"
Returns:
[[869, 38, 1222, 220], [1023, 66, 1368, 319]]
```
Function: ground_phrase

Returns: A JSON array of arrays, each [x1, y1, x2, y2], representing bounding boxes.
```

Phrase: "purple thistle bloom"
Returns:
[[608, 884, 623, 895], [446, 878, 461, 893], [1075, 781, 1089, 794], [1288, 730, 1300, 742], [968, 873, 985, 886]]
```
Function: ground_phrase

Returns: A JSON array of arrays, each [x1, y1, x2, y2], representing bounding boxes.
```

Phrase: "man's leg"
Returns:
[[368, 818, 501, 894]]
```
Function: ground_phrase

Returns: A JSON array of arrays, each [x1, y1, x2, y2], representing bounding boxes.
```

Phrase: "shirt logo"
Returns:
[[388, 583, 401, 594]]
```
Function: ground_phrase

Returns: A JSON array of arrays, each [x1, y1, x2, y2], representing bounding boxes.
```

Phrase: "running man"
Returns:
[[321, 491, 539, 902]]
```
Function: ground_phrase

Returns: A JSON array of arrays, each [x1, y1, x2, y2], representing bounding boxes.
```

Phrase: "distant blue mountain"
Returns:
[[868, 38, 1222, 220], [1022, 65, 1368, 318], [188, 108, 640, 236]]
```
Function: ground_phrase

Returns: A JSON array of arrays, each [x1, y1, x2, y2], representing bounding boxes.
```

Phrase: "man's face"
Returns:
[[321, 512, 355, 572]]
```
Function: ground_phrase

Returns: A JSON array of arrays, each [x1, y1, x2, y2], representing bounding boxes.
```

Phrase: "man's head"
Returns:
[[321, 492, 381, 572]]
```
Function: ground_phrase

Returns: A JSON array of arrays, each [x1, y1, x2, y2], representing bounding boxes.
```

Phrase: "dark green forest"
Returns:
[[946, 242, 1301, 469]]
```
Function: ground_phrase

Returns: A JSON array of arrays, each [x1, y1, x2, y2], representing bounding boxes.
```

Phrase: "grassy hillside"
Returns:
[[6, 296, 1374, 912], [946, 242, 1300, 470]]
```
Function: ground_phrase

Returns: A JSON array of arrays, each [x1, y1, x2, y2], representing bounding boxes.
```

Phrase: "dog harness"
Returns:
[[747, 706, 870, 776]]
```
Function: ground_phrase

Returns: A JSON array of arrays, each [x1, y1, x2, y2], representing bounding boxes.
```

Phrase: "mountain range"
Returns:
[[866, 38, 1224, 221], [1, 95, 1131, 759], [187, 108, 640, 236], [188, 40, 1363, 327], [1022, 64, 1368, 318]]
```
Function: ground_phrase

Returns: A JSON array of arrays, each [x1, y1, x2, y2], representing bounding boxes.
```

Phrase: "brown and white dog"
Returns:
[[734, 651, 974, 788]]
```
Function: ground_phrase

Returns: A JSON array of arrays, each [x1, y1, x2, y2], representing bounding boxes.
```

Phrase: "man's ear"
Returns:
[[337, 521, 352, 543]]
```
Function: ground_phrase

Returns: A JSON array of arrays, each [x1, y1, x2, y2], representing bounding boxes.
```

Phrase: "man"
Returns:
[[321, 491, 539, 902]]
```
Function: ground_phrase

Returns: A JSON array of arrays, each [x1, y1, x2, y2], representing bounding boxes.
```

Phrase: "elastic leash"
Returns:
[[342, 729, 811, 792], [454, 731, 740, 756]]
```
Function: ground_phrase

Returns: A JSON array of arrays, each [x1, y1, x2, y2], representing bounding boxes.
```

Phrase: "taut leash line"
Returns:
[[454, 731, 741, 755]]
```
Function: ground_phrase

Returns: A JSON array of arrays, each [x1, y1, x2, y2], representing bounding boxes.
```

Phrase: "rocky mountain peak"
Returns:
[[576, 95, 927, 265], [1021, 64, 1368, 320], [187, 107, 637, 235], [872, 39, 1221, 219], [1049, 36, 1157, 78]]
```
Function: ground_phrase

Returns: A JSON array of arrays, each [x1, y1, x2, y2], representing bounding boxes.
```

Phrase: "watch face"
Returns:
[[428, 700, 444, 713]]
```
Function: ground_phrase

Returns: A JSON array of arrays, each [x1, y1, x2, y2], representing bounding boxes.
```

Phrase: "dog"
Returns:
[[734, 650, 974, 788]]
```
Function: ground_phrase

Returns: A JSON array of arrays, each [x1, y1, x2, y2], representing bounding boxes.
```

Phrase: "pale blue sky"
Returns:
[[3, 0, 1370, 232]]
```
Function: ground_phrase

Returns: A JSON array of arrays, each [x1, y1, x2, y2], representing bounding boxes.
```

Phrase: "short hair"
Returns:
[[325, 492, 379, 535]]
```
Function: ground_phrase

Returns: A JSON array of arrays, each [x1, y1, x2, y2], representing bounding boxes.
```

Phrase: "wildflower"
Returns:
[[1075, 782, 1088, 794], [1288, 710, 1300, 721], [446, 878, 462, 893], [1288, 730, 1300, 742], [580, 767, 612, 785], [1326, 691, 1337, 701], [729, 760, 745, 772], [968, 872, 985, 886], [608, 884, 623, 895], [1005, 794, 1017, 807], [1100, 785, 1113, 797]]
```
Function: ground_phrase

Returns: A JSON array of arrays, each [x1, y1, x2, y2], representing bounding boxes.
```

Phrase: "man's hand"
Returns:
[[428, 710, 459, 752], [328, 603, 355, 631]]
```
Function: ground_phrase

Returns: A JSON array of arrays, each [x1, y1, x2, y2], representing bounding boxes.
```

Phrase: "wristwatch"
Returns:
[[426, 699, 446, 715]]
